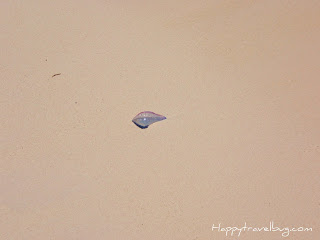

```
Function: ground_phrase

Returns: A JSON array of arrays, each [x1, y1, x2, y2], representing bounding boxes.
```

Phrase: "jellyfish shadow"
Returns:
[[133, 121, 149, 129]]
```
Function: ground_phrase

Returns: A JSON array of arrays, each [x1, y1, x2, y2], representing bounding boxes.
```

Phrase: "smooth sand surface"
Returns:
[[1, 1, 320, 239]]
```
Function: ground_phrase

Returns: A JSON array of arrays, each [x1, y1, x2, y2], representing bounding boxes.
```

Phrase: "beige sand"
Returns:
[[1, 1, 319, 239]]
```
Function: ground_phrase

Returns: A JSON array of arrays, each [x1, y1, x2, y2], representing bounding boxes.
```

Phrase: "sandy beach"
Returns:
[[1, 1, 320, 239]]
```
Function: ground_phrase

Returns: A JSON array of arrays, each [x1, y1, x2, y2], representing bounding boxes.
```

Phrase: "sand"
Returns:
[[1, 1, 320, 239]]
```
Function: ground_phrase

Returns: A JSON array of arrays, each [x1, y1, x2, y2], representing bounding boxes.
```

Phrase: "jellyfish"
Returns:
[[132, 111, 166, 129]]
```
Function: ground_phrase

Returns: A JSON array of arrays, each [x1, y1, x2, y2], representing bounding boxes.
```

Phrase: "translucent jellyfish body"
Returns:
[[132, 111, 166, 129]]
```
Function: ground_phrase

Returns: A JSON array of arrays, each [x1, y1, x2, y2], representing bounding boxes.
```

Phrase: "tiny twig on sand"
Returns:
[[52, 73, 61, 78]]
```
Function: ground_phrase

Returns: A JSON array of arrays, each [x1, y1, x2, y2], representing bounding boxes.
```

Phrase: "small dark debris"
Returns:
[[52, 73, 61, 78]]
